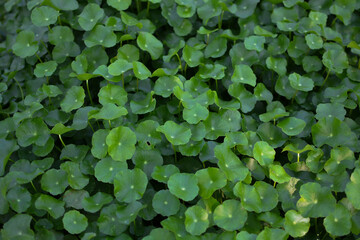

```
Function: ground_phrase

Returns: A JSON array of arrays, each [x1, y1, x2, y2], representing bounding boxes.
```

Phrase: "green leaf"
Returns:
[[266, 57, 287, 76], [311, 117, 358, 149], [296, 182, 336, 217], [137, 32, 164, 60], [322, 49, 349, 74], [154, 76, 183, 98], [63, 210, 88, 234], [16, 118, 50, 147], [277, 117, 306, 136], [288, 73, 314, 92], [94, 157, 127, 183], [98, 84, 127, 106], [78, 3, 104, 31], [82, 192, 113, 213], [91, 129, 109, 159], [233, 181, 278, 213], [12, 30, 39, 58], [183, 45, 204, 67], [168, 173, 199, 201], [130, 91, 156, 114], [315, 103, 346, 121], [60, 161, 89, 190], [324, 147, 355, 175], [244, 36, 265, 52], [195, 167, 227, 199], [108, 59, 133, 76], [35, 194, 65, 219], [269, 164, 291, 184], [114, 168, 148, 203], [6, 186, 31, 213], [213, 200, 247, 231], [0, 139, 19, 176], [253, 141, 275, 166], [183, 103, 209, 124], [156, 121, 192, 145], [305, 33, 323, 49], [31, 6, 59, 26], [151, 164, 180, 183], [324, 204, 351, 236], [257, 227, 288, 240], [152, 190, 180, 216], [89, 103, 127, 120], [60, 86, 85, 113], [231, 64, 256, 86], [204, 37, 227, 58], [184, 205, 209, 235], [107, 0, 131, 10], [34, 62, 57, 79], [106, 126, 137, 161], [215, 144, 249, 182], [345, 168, 360, 210], [284, 210, 310, 237], [133, 61, 151, 80], [41, 169, 68, 195], [1, 214, 34, 239], [51, 0, 79, 11], [84, 25, 116, 48], [50, 123, 73, 135]]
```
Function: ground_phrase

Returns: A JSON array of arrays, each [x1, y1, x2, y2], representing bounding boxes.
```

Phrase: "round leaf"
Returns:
[[106, 126, 137, 161], [62, 210, 88, 234], [277, 117, 306, 136], [114, 168, 148, 203], [152, 190, 180, 216], [31, 6, 59, 26], [168, 173, 199, 201], [213, 200, 247, 231], [184, 205, 209, 236], [284, 210, 310, 237], [253, 141, 275, 166], [156, 121, 192, 145], [60, 86, 85, 113]]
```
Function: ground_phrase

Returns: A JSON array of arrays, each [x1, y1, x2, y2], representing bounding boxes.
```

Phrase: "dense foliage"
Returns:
[[1, 0, 360, 239]]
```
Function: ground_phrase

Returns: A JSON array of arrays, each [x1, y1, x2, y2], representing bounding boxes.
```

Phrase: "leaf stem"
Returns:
[[30, 181, 37, 192], [297, 153, 300, 162], [175, 53, 183, 73], [331, 17, 337, 27], [136, 0, 141, 14], [58, 135, 66, 147], [146, 0, 150, 16], [35, 53, 43, 63], [86, 80, 94, 106], [172, 144, 177, 162], [13, 77, 24, 103], [218, 10, 224, 29], [273, 181, 277, 188], [108, 120, 112, 129], [315, 218, 318, 236], [88, 121, 95, 132], [321, 232, 328, 240], [321, 69, 331, 87], [215, 79, 218, 92]]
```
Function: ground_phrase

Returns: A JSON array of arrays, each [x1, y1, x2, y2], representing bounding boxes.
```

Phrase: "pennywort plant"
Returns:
[[0, 0, 360, 239]]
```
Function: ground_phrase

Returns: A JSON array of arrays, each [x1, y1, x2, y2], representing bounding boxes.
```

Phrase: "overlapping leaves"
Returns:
[[1, 0, 360, 239]]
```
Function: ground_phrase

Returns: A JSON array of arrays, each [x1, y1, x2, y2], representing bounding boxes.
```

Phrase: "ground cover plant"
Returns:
[[0, 0, 360, 239]]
